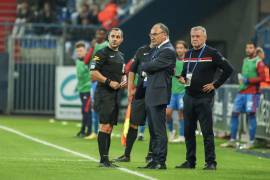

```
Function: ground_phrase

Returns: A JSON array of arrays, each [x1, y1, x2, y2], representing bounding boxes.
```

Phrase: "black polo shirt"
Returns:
[[131, 45, 154, 85], [181, 45, 233, 98], [90, 46, 125, 89], [130, 45, 153, 99]]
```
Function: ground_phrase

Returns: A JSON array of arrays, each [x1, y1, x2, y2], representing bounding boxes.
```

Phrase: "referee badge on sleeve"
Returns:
[[93, 56, 100, 61], [90, 62, 96, 70]]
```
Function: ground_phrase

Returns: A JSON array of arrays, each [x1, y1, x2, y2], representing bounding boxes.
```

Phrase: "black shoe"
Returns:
[[145, 155, 153, 163], [203, 163, 216, 170], [149, 163, 167, 170], [113, 155, 130, 162], [175, 161, 195, 169], [138, 161, 157, 169], [76, 131, 86, 137], [137, 135, 144, 141], [99, 161, 119, 168]]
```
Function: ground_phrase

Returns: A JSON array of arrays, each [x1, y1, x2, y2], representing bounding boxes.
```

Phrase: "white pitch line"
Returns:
[[0, 157, 92, 162], [0, 125, 157, 180]]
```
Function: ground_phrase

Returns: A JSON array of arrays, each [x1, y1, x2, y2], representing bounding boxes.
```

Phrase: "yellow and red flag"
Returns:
[[121, 103, 131, 146]]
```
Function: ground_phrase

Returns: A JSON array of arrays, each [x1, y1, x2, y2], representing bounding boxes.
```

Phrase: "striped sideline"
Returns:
[[0, 125, 157, 180]]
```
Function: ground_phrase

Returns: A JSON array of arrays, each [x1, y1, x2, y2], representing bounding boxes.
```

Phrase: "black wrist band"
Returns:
[[105, 78, 111, 87]]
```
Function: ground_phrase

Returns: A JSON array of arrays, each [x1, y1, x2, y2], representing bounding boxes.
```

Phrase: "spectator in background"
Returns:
[[66, 0, 76, 15], [98, 0, 119, 30], [39, 2, 57, 23], [12, 1, 32, 37], [89, 3, 100, 25], [59, 6, 71, 24], [77, 3, 91, 24], [256, 47, 270, 89], [29, 5, 39, 23], [76, 3, 99, 25], [38, 2, 58, 35]]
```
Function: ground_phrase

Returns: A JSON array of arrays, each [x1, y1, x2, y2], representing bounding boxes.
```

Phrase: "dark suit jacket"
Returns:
[[141, 41, 176, 106]]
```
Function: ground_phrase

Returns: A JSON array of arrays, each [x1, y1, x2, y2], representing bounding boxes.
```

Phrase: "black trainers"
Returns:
[[99, 161, 119, 168], [137, 135, 144, 141], [138, 161, 157, 169], [149, 163, 167, 170], [145, 155, 153, 163], [113, 155, 130, 162], [76, 131, 86, 137], [203, 163, 216, 170], [175, 161, 195, 169]]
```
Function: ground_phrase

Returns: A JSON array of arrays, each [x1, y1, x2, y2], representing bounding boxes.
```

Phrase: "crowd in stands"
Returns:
[[12, 0, 132, 37], [11, 0, 137, 62]]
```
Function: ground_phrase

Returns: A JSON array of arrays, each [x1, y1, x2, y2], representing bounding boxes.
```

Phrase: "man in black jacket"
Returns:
[[139, 23, 176, 169], [176, 26, 234, 170]]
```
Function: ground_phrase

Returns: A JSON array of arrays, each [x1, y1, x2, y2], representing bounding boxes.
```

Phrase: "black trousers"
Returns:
[[80, 92, 92, 134], [183, 94, 216, 165], [146, 104, 167, 164]]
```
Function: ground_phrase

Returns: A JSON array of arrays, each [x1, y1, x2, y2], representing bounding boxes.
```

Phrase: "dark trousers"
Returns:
[[147, 117, 154, 156], [80, 92, 92, 134], [146, 104, 167, 164], [183, 94, 216, 165]]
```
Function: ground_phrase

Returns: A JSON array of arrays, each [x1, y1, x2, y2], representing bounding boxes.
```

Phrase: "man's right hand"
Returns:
[[109, 81, 120, 90], [178, 76, 186, 84]]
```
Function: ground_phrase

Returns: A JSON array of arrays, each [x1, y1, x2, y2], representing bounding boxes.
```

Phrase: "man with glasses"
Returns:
[[138, 23, 176, 169]]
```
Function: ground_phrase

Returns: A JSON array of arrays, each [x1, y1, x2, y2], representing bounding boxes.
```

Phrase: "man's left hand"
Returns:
[[202, 83, 215, 93], [120, 75, 127, 88], [120, 80, 127, 88]]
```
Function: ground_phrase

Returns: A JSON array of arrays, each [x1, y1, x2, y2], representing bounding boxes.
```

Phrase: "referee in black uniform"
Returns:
[[114, 43, 155, 162], [176, 26, 233, 170], [90, 28, 126, 167]]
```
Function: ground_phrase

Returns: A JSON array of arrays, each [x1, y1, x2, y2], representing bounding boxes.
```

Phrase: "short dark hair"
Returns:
[[175, 40, 188, 49], [246, 41, 257, 48], [97, 27, 107, 34], [154, 23, 169, 36], [108, 27, 123, 38], [75, 41, 86, 48]]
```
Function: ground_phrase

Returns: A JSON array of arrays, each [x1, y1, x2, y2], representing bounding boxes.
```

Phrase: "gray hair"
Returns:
[[191, 26, 207, 36], [154, 23, 169, 36]]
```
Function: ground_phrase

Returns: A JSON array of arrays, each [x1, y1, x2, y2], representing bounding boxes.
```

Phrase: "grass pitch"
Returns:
[[0, 116, 269, 180]]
